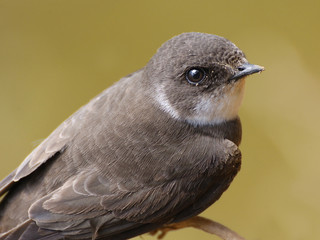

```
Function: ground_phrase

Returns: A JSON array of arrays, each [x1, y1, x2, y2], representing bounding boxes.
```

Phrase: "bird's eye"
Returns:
[[186, 68, 206, 85]]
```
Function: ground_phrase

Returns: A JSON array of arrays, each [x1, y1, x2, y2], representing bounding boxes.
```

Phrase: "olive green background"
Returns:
[[0, 1, 319, 240]]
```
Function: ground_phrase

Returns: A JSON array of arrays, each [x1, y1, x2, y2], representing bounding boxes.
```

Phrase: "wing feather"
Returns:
[[0, 95, 103, 197], [23, 139, 240, 239]]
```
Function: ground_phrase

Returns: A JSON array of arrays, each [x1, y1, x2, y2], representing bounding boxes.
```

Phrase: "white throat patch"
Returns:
[[187, 79, 246, 126], [154, 79, 246, 126]]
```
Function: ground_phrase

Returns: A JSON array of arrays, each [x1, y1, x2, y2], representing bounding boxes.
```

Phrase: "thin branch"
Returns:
[[150, 216, 246, 240]]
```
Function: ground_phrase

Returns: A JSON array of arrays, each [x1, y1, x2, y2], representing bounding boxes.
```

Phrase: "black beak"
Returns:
[[230, 63, 264, 80]]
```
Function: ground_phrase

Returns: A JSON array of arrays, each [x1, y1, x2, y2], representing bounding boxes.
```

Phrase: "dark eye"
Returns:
[[186, 68, 206, 85]]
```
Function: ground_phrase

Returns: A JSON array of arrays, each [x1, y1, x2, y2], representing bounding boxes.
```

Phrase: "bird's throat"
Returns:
[[186, 79, 246, 126]]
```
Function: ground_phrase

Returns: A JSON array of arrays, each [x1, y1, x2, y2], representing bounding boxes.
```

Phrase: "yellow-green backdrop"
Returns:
[[0, 1, 319, 240]]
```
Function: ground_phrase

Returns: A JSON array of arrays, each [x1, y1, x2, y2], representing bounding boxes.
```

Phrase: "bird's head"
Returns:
[[145, 32, 263, 126]]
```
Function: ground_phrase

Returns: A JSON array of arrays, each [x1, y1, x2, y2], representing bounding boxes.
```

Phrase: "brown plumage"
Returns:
[[0, 32, 263, 240]]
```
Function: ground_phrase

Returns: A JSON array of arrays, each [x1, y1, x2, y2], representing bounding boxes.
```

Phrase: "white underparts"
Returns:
[[187, 79, 246, 126]]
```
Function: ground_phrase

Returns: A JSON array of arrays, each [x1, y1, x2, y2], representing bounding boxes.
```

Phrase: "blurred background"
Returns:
[[0, 0, 319, 239]]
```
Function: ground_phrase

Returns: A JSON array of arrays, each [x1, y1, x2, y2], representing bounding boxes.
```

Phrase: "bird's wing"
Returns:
[[0, 89, 106, 197], [0, 117, 77, 197], [25, 171, 178, 239], [3, 138, 239, 240], [0, 168, 187, 240], [0, 73, 132, 197], [0, 130, 64, 197]]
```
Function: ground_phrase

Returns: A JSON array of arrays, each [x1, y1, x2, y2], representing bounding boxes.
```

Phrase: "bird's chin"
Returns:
[[185, 79, 246, 126]]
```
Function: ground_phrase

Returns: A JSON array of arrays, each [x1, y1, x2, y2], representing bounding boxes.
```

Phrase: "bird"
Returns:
[[0, 32, 263, 240]]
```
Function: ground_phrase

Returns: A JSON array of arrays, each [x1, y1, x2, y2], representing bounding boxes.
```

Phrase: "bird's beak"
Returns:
[[230, 63, 264, 80]]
